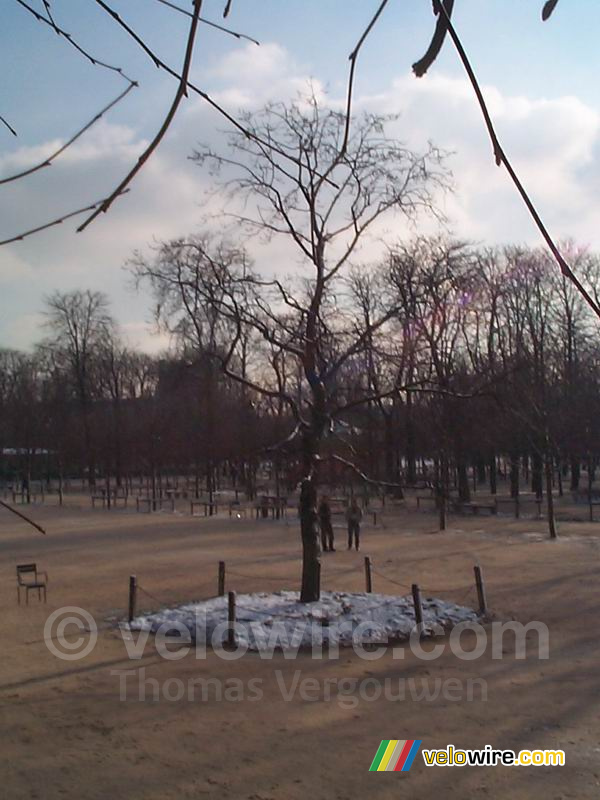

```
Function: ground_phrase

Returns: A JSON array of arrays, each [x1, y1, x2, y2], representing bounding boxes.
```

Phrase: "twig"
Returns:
[[77, 0, 203, 231], [0, 115, 17, 137], [0, 191, 129, 246], [153, 0, 259, 44], [342, 0, 390, 153], [14, 0, 136, 84], [223, 0, 233, 18], [0, 83, 137, 185], [92, 0, 336, 186], [0, 500, 46, 534], [323, 454, 404, 489]]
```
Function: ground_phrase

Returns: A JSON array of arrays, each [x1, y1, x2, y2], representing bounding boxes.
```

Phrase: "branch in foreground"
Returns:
[[14, 0, 136, 84], [0, 500, 46, 534], [342, 0, 390, 154], [0, 191, 129, 246], [153, 0, 259, 44], [321, 454, 404, 490], [77, 0, 203, 231], [429, 2, 600, 322], [542, 0, 560, 20], [0, 82, 137, 185], [412, 0, 454, 78], [0, 115, 17, 137], [93, 0, 337, 187]]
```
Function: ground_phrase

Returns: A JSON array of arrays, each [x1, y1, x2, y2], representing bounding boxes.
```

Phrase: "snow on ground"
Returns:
[[129, 591, 479, 652]]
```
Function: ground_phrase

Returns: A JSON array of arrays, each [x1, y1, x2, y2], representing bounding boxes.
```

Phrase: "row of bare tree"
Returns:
[[2, 237, 600, 516]]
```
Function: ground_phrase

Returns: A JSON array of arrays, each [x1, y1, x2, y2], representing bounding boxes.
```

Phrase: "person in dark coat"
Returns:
[[346, 498, 363, 551], [318, 496, 335, 552]]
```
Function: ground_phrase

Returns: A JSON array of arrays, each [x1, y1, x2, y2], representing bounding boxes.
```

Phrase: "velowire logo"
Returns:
[[369, 739, 422, 772]]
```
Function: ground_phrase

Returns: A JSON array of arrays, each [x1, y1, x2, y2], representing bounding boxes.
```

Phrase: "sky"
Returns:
[[2, 0, 600, 353]]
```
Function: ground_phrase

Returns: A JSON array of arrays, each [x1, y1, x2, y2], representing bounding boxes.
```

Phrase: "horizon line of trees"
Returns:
[[2, 236, 600, 509]]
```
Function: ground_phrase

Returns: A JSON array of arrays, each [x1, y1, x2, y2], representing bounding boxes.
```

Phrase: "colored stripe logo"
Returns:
[[369, 740, 422, 772]]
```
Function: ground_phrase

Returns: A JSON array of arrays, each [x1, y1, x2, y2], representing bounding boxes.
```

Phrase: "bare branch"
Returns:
[[342, 0, 390, 154], [78, 0, 203, 231], [0, 115, 17, 137], [0, 500, 46, 534], [153, 0, 259, 44], [92, 0, 335, 185], [0, 82, 137, 185], [429, 1, 600, 322], [0, 191, 129, 246], [412, 0, 454, 78], [14, 0, 136, 83], [322, 454, 403, 489], [542, 0, 560, 21]]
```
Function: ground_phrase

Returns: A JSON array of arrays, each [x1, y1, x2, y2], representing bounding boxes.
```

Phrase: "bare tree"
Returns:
[[42, 289, 113, 485], [133, 96, 448, 601]]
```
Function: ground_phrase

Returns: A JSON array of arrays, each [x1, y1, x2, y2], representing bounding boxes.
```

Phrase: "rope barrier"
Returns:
[[137, 581, 214, 608], [370, 566, 412, 591]]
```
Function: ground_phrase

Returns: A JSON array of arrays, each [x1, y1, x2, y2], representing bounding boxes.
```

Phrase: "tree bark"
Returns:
[[299, 474, 320, 602]]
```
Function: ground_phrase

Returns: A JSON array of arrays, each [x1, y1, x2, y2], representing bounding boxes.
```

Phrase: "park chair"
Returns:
[[16, 563, 48, 604]]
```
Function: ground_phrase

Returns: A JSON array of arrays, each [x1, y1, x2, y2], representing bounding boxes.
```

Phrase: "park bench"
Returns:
[[191, 499, 218, 516], [228, 500, 248, 518], [451, 499, 498, 516], [11, 489, 37, 504], [16, 563, 48, 604], [135, 496, 175, 512], [572, 490, 600, 504], [254, 496, 287, 519], [165, 488, 187, 500]]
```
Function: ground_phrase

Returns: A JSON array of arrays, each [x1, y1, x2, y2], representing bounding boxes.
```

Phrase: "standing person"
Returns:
[[318, 496, 335, 552], [346, 498, 363, 551]]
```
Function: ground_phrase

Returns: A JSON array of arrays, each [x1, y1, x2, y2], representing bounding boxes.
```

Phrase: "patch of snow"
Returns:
[[129, 591, 478, 652]]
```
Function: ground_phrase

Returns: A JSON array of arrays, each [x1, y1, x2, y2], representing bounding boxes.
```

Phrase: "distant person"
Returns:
[[318, 496, 335, 552], [346, 498, 363, 551]]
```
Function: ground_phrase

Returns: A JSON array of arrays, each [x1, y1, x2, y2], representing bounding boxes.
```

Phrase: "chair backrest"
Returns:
[[17, 563, 37, 582]]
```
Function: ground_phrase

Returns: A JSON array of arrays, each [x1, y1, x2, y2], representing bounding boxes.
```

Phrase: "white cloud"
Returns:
[[2, 41, 600, 351]]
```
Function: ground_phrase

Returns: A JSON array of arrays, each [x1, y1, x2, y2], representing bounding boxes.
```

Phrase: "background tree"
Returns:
[[42, 289, 113, 486]]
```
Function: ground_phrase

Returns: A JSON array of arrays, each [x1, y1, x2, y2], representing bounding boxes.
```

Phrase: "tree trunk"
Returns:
[[299, 476, 320, 602], [545, 454, 557, 539], [510, 453, 520, 498], [489, 454, 497, 495], [383, 413, 395, 486], [476, 457, 486, 485], [437, 452, 448, 531], [531, 451, 543, 498], [457, 458, 470, 503], [405, 392, 417, 485]]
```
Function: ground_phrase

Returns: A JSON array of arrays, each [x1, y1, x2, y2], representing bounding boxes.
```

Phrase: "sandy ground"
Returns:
[[1, 501, 599, 799]]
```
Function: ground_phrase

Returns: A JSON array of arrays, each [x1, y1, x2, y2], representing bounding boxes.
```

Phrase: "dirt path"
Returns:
[[1, 504, 599, 798]]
